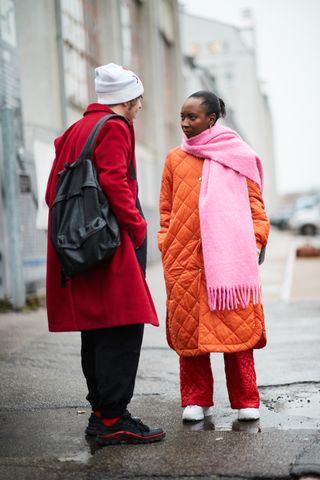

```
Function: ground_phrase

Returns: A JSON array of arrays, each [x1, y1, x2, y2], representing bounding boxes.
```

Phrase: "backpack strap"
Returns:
[[59, 113, 134, 288], [79, 114, 131, 160]]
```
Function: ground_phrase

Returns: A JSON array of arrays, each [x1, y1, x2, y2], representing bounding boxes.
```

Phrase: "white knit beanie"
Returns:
[[95, 63, 144, 104]]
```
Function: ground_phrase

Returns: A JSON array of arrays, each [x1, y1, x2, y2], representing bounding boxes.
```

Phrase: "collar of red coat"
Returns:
[[83, 103, 133, 126], [83, 103, 116, 116]]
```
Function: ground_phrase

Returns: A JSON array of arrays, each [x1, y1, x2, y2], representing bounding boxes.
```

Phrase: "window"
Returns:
[[120, 0, 143, 72], [61, 0, 99, 109]]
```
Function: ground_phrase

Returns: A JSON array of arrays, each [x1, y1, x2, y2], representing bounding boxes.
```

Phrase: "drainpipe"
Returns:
[[54, 0, 68, 129]]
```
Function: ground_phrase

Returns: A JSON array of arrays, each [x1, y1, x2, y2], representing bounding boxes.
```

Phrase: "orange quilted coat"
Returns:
[[158, 147, 270, 357]]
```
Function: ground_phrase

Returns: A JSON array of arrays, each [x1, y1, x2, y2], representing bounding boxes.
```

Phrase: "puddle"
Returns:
[[57, 427, 101, 463], [261, 383, 320, 417], [182, 417, 261, 433], [180, 383, 320, 433], [231, 420, 261, 433], [182, 417, 216, 432]]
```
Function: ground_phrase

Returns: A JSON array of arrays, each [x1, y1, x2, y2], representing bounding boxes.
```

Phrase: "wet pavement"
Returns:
[[0, 299, 319, 480], [0, 400, 319, 480], [0, 229, 320, 479]]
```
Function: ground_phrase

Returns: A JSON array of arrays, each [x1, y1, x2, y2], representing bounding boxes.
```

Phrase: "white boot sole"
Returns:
[[238, 409, 260, 421]]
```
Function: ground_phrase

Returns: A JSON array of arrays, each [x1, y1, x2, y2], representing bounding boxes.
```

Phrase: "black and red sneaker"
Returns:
[[96, 411, 165, 446], [85, 412, 103, 436]]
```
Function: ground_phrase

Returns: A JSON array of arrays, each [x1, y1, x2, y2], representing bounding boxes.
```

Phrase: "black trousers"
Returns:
[[81, 324, 144, 418]]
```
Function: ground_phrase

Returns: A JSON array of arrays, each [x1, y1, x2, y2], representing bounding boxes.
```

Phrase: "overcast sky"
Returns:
[[180, 0, 320, 195]]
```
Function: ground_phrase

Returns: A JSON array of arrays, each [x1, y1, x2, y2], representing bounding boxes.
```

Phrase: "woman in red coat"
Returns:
[[45, 63, 164, 446]]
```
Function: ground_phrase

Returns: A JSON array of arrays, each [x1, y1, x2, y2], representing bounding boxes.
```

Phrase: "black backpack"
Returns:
[[50, 114, 128, 284]]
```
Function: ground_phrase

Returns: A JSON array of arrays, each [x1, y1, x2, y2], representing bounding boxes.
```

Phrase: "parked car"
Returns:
[[294, 194, 320, 211], [288, 203, 320, 235], [271, 194, 320, 234], [270, 207, 293, 230]]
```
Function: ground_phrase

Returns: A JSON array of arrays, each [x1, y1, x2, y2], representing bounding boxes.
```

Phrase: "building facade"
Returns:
[[0, 0, 184, 306], [180, 12, 278, 214]]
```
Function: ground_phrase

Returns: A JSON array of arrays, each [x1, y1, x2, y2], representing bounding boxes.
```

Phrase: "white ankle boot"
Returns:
[[182, 405, 213, 421], [238, 408, 260, 421]]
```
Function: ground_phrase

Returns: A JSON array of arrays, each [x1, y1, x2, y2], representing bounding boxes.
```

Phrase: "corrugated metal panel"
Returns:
[[0, 0, 46, 297]]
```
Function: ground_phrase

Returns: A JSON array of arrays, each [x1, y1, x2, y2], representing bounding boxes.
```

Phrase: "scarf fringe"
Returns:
[[208, 285, 261, 311]]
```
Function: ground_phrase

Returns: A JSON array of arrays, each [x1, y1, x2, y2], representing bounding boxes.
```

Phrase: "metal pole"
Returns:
[[1, 106, 25, 309]]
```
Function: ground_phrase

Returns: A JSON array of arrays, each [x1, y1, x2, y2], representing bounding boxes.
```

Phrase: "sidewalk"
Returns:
[[0, 228, 320, 479], [260, 228, 320, 302]]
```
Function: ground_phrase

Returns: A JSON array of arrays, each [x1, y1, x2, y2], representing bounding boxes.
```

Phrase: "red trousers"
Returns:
[[180, 350, 260, 409]]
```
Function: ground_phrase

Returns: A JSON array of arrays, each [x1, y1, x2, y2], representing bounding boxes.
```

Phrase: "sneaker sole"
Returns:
[[96, 431, 166, 446], [85, 427, 99, 436], [182, 406, 213, 422]]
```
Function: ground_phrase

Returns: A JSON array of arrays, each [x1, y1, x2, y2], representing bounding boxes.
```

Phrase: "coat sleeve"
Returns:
[[45, 160, 56, 207], [247, 178, 270, 252], [158, 155, 173, 253], [94, 120, 146, 248]]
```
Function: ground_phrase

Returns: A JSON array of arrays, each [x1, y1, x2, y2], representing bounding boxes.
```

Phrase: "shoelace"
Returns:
[[123, 412, 149, 432]]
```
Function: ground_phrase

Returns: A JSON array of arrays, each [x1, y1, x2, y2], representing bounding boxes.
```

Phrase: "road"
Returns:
[[0, 228, 319, 479]]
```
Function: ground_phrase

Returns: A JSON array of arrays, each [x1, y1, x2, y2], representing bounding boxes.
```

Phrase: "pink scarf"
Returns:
[[181, 124, 264, 311]]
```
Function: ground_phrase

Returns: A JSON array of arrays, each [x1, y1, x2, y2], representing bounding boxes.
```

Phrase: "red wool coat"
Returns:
[[45, 103, 158, 332]]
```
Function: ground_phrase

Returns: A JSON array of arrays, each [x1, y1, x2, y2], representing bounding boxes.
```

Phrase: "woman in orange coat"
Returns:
[[158, 91, 270, 422]]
